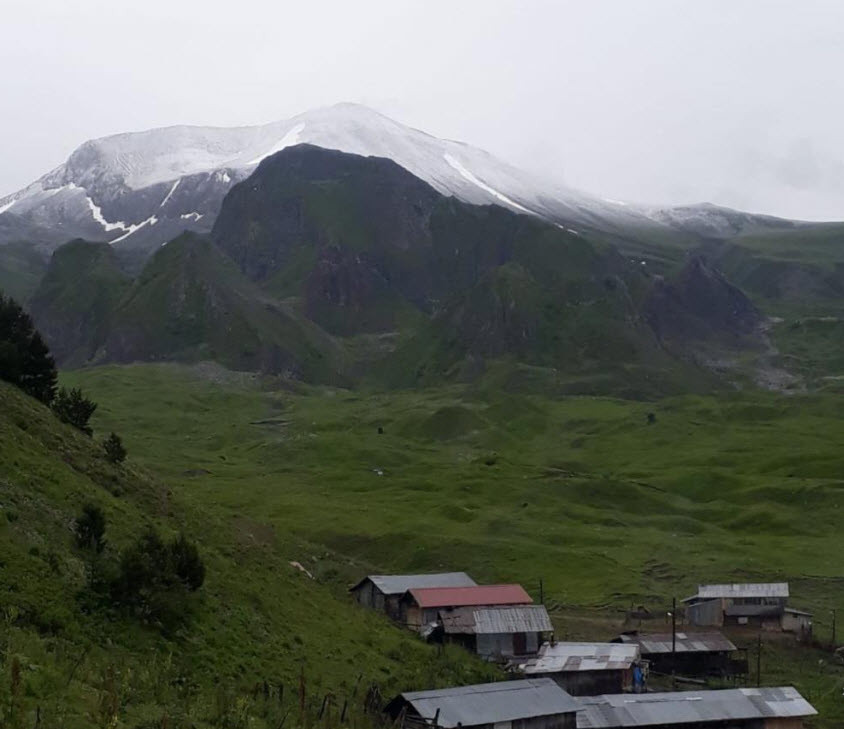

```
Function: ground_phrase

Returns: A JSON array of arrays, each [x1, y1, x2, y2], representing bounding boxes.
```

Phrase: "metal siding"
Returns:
[[686, 599, 724, 627]]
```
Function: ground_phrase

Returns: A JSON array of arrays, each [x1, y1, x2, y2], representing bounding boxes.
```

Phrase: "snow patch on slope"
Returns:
[[160, 179, 180, 207], [443, 153, 533, 215], [110, 215, 158, 243], [87, 196, 157, 242], [180, 212, 203, 221], [248, 123, 306, 165], [0, 198, 15, 215]]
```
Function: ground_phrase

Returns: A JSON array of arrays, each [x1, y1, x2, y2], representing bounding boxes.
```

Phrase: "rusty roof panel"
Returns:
[[408, 584, 533, 609]]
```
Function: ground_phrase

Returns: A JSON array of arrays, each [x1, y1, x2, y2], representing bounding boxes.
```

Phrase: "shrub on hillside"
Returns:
[[0, 292, 57, 404], [103, 431, 127, 463], [74, 503, 107, 553], [52, 386, 98, 435], [111, 528, 205, 629]]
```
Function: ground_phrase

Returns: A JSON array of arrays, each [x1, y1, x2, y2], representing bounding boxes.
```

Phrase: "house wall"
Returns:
[[510, 712, 576, 729], [643, 650, 731, 676], [353, 582, 384, 610], [781, 612, 812, 636], [686, 598, 724, 626], [762, 718, 807, 729], [475, 632, 540, 659], [549, 669, 625, 696]]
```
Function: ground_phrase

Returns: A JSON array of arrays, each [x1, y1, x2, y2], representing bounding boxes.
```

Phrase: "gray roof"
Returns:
[[351, 573, 476, 595], [695, 583, 789, 599], [724, 603, 784, 617], [521, 643, 639, 674], [577, 687, 816, 728], [440, 606, 553, 635], [393, 679, 580, 728], [616, 632, 736, 655]]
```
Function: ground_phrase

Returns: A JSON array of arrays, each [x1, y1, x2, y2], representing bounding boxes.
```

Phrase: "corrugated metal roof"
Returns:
[[521, 643, 639, 674], [408, 584, 533, 609], [395, 679, 580, 727], [440, 605, 552, 635], [784, 607, 813, 616], [616, 632, 736, 655], [350, 573, 476, 595], [724, 604, 783, 617], [576, 687, 816, 728], [696, 583, 789, 599]]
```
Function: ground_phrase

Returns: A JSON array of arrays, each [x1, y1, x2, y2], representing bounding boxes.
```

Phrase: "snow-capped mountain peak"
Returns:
[[0, 102, 645, 253]]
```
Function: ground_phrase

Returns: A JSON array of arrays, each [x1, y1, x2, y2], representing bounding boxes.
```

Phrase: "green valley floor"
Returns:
[[4, 361, 844, 726]]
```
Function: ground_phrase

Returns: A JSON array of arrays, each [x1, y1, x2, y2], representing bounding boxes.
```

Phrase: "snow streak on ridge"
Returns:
[[443, 153, 534, 215]]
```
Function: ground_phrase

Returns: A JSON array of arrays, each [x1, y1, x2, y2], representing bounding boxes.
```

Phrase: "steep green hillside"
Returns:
[[28, 240, 131, 364], [0, 241, 48, 302], [63, 362, 844, 725], [99, 233, 348, 383], [700, 225, 844, 318], [0, 379, 494, 728]]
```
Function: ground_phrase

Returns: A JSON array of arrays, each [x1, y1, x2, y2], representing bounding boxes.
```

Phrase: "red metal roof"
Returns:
[[407, 584, 533, 609]]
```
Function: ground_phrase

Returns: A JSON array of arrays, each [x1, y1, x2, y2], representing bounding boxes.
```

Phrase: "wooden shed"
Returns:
[[576, 686, 816, 729], [384, 678, 580, 729], [400, 584, 533, 630], [438, 605, 553, 660], [613, 631, 740, 678], [517, 642, 642, 696], [349, 573, 476, 620]]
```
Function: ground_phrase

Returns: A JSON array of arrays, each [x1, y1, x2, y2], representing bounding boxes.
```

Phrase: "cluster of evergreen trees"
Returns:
[[0, 292, 125, 460], [75, 504, 206, 631]]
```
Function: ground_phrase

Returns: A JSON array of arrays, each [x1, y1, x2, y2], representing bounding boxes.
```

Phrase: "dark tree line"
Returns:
[[1, 292, 122, 454], [0, 292, 57, 404]]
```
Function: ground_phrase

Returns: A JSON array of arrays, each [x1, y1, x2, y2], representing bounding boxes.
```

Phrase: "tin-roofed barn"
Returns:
[[438, 605, 553, 659], [576, 686, 816, 729], [613, 631, 741, 678], [350, 573, 476, 620], [518, 642, 642, 696], [384, 678, 580, 729], [401, 584, 533, 630], [683, 583, 811, 635]]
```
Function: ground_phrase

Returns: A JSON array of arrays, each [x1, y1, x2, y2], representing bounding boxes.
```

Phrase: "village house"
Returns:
[[437, 604, 553, 659], [517, 642, 642, 696], [576, 686, 816, 729], [400, 584, 533, 630], [613, 631, 741, 678], [349, 573, 476, 620], [683, 583, 812, 635], [384, 678, 580, 729]]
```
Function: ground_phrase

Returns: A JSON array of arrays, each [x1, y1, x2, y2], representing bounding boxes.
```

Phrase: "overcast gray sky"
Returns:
[[2, 0, 843, 220]]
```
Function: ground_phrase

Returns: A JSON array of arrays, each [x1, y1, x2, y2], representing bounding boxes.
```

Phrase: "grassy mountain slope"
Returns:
[[61, 362, 844, 725], [98, 233, 348, 383], [0, 378, 494, 728], [0, 241, 48, 302], [28, 240, 131, 365]]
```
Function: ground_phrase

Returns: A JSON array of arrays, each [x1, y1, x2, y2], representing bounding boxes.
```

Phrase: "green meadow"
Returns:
[[55, 362, 844, 724], [4, 359, 844, 726]]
